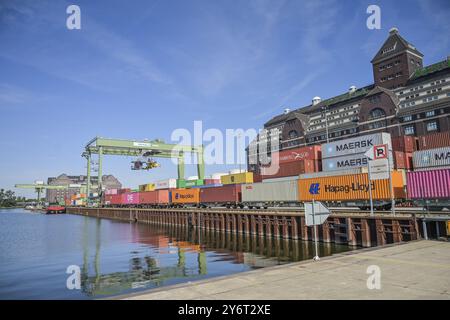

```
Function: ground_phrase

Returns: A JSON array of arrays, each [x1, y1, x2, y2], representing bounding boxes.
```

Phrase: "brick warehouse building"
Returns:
[[46, 174, 121, 203], [247, 27, 450, 173]]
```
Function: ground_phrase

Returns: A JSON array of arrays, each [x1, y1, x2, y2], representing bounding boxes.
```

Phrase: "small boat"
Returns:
[[46, 206, 66, 214]]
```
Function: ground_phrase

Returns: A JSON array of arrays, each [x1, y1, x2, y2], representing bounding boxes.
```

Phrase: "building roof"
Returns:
[[409, 57, 450, 80], [371, 27, 423, 63]]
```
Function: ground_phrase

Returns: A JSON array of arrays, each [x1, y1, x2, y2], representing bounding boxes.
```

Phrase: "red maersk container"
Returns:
[[139, 190, 170, 205], [392, 136, 416, 153], [272, 145, 321, 163], [199, 185, 241, 204], [417, 131, 450, 150], [121, 192, 140, 205], [407, 169, 450, 199]]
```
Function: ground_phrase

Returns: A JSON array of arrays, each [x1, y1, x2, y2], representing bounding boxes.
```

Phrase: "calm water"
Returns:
[[0, 209, 356, 299]]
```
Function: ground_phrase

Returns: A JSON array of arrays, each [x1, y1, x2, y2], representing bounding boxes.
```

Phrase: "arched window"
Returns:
[[368, 108, 386, 120]]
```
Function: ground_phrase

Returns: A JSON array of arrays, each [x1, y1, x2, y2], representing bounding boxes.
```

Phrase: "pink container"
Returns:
[[407, 169, 450, 199], [121, 192, 140, 204]]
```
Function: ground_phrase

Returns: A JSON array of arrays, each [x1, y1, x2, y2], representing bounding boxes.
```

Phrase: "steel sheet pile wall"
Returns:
[[242, 180, 298, 202], [321, 132, 393, 171], [298, 171, 405, 201], [407, 169, 450, 199]]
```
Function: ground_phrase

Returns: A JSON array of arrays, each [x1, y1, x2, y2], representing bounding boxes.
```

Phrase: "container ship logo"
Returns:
[[309, 183, 320, 195]]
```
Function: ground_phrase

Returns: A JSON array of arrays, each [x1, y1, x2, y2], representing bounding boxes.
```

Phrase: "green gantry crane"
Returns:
[[82, 137, 204, 200], [14, 182, 69, 207]]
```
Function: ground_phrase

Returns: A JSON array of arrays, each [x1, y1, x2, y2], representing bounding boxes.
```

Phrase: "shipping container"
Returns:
[[241, 181, 298, 205], [393, 151, 406, 169], [413, 147, 450, 169], [299, 168, 367, 179], [392, 136, 416, 153], [211, 172, 228, 180], [121, 192, 140, 205], [322, 152, 394, 171], [105, 189, 118, 195], [221, 172, 253, 185], [417, 131, 450, 150], [154, 178, 177, 190], [110, 194, 122, 205], [171, 188, 200, 204], [204, 178, 221, 185], [139, 190, 170, 205], [139, 183, 155, 192], [321, 132, 392, 159], [118, 188, 131, 194], [261, 160, 319, 178], [298, 171, 405, 201], [262, 175, 299, 183], [199, 184, 241, 205], [407, 169, 450, 199], [270, 145, 321, 164], [176, 179, 204, 188]]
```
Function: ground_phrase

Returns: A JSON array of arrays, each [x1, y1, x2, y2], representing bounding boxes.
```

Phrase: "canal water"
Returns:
[[0, 209, 356, 299]]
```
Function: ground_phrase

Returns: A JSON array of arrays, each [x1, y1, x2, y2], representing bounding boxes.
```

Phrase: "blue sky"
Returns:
[[1, 0, 449, 198]]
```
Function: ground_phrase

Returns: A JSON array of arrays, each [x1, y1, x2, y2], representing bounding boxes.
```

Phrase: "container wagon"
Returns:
[[407, 169, 450, 210], [139, 190, 170, 208], [199, 184, 241, 208]]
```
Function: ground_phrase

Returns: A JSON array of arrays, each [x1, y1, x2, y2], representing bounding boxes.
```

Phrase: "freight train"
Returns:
[[99, 131, 450, 211]]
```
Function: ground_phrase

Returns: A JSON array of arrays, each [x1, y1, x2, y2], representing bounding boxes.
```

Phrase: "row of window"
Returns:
[[378, 60, 401, 71], [398, 78, 446, 95], [380, 72, 402, 82], [404, 120, 439, 135]]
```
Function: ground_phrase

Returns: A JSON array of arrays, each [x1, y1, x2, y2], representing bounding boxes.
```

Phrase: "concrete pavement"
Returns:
[[120, 240, 450, 300]]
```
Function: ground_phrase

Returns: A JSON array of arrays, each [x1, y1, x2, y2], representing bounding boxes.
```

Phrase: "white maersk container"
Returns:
[[241, 180, 298, 204], [321, 132, 392, 159], [413, 147, 450, 169], [155, 178, 177, 190], [322, 152, 394, 171]]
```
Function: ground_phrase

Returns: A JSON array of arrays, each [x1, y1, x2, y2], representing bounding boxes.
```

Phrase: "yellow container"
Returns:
[[221, 172, 253, 185], [298, 171, 406, 201], [139, 183, 155, 192]]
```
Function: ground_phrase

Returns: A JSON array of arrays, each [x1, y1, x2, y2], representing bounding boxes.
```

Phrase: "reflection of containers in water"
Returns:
[[321, 132, 392, 159], [392, 136, 416, 153], [407, 169, 450, 199], [242, 180, 298, 203], [154, 178, 177, 190], [298, 171, 405, 201], [221, 172, 253, 185], [199, 185, 241, 204], [171, 188, 200, 204], [271, 145, 321, 163], [417, 131, 450, 150], [139, 190, 170, 204], [413, 147, 450, 169], [322, 152, 394, 171], [261, 160, 319, 178]]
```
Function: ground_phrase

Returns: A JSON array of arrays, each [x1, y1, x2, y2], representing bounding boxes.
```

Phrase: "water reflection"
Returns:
[[79, 218, 354, 298]]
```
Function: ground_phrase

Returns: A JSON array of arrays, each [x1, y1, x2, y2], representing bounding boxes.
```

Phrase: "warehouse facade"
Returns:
[[46, 174, 122, 203], [247, 27, 450, 173]]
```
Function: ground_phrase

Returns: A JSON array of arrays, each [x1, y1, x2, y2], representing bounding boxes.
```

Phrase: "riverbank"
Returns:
[[119, 240, 450, 300]]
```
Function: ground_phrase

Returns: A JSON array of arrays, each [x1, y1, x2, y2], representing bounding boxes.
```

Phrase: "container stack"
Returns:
[[391, 136, 415, 170], [321, 132, 393, 172], [260, 145, 321, 180]]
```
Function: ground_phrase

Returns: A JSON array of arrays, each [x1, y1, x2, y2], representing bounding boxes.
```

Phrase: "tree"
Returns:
[[0, 189, 18, 207]]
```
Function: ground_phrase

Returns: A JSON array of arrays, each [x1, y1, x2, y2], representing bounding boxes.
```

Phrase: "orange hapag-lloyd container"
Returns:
[[171, 188, 200, 204], [298, 171, 406, 201]]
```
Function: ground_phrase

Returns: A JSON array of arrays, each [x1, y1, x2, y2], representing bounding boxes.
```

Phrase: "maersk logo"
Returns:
[[309, 183, 320, 195], [335, 139, 373, 152]]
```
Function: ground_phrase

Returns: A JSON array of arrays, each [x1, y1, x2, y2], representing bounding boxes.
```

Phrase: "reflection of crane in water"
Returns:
[[79, 218, 207, 297]]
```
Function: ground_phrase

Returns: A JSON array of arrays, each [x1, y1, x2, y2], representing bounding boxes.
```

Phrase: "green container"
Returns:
[[177, 179, 204, 188]]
